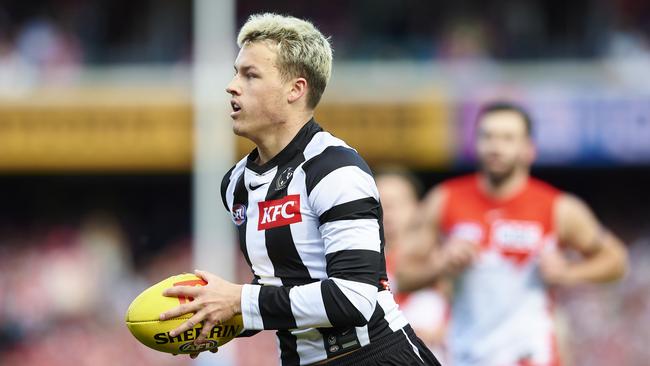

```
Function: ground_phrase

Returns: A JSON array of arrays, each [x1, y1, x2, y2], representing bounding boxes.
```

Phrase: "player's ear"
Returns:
[[287, 77, 307, 104]]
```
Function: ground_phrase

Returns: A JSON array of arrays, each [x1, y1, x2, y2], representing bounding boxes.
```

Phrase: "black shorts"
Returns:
[[318, 325, 441, 366]]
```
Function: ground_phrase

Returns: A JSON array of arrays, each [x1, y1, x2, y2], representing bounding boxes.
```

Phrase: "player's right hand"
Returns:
[[439, 238, 478, 276]]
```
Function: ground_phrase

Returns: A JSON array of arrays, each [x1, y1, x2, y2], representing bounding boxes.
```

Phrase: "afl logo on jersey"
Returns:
[[231, 204, 247, 226]]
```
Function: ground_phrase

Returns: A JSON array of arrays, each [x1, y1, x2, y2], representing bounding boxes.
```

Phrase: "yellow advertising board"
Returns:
[[0, 89, 193, 172], [235, 101, 453, 168], [0, 89, 453, 172]]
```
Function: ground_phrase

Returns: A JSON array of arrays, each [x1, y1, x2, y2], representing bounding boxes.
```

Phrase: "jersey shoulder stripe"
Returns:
[[303, 145, 373, 196]]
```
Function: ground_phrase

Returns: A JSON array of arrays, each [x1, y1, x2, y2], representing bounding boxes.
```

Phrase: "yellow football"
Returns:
[[125, 273, 243, 354]]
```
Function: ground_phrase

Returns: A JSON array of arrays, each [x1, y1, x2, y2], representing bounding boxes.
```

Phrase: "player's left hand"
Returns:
[[539, 249, 574, 286], [160, 269, 243, 346]]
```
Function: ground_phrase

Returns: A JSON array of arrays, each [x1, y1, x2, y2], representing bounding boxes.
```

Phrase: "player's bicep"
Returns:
[[555, 193, 603, 255]]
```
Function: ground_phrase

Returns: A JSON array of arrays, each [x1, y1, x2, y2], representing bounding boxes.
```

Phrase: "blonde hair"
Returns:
[[237, 13, 332, 109]]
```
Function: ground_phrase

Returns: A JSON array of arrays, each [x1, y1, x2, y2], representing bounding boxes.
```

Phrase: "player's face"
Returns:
[[377, 175, 418, 243], [226, 41, 289, 140], [475, 111, 533, 184]]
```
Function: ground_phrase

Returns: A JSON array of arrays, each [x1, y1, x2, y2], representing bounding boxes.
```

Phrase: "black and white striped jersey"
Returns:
[[221, 119, 412, 365]]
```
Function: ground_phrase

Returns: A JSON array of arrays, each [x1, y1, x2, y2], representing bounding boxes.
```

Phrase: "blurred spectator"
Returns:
[[0, 28, 36, 95], [15, 17, 82, 84], [0, 0, 648, 75], [558, 235, 650, 366], [0, 213, 192, 366]]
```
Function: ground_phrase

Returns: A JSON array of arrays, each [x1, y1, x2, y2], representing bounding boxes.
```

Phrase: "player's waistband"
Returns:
[[310, 325, 416, 366]]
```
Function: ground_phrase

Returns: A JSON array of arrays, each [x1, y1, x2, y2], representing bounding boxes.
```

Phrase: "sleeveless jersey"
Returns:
[[440, 174, 561, 366]]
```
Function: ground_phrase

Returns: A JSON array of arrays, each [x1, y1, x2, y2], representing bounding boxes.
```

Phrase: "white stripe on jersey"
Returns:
[[244, 166, 283, 286], [377, 290, 409, 331], [302, 131, 350, 161], [331, 278, 378, 322], [289, 283, 331, 328], [321, 219, 381, 254], [287, 167, 328, 280], [293, 328, 328, 365], [355, 325, 371, 347], [308, 165, 379, 216], [240, 284, 263, 330], [223, 157, 247, 211]]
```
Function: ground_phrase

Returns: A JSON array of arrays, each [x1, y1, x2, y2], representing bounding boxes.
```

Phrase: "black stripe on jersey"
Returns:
[[366, 295, 394, 342], [232, 173, 254, 271], [277, 330, 300, 366], [318, 197, 380, 225], [264, 157, 313, 286], [326, 250, 381, 286], [220, 165, 236, 211], [303, 146, 373, 196], [258, 286, 297, 329], [321, 279, 368, 327], [376, 204, 389, 286]]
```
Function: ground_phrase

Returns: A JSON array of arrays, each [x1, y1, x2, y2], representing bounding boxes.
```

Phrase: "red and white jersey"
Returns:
[[440, 174, 561, 366]]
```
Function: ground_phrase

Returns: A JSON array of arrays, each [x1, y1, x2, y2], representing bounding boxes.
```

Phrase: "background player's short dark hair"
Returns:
[[476, 101, 533, 137], [374, 165, 424, 199]]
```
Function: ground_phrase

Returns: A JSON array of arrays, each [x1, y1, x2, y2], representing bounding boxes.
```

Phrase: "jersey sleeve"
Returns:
[[239, 146, 382, 331]]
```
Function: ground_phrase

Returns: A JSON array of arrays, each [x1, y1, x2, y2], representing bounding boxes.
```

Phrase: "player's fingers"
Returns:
[[163, 285, 202, 298], [160, 301, 201, 321], [168, 310, 206, 337], [194, 269, 218, 283], [190, 353, 199, 359], [195, 320, 214, 344]]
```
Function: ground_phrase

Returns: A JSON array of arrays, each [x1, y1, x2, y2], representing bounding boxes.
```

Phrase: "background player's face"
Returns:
[[377, 175, 418, 244], [226, 41, 289, 140], [475, 111, 533, 184]]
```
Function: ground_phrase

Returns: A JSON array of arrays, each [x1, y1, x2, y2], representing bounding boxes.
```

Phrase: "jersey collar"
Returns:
[[246, 118, 323, 174]]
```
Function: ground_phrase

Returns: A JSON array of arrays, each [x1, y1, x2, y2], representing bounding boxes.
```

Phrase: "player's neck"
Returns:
[[255, 112, 313, 165], [480, 169, 529, 200]]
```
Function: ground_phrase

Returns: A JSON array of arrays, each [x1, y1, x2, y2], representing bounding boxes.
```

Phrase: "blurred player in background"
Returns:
[[396, 102, 629, 366], [159, 13, 440, 366], [376, 167, 448, 362]]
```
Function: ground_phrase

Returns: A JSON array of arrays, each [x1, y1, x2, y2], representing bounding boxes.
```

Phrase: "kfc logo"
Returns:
[[258, 194, 302, 230]]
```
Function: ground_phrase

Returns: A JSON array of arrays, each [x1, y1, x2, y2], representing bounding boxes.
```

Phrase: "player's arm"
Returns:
[[540, 193, 628, 286], [395, 186, 476, 292]]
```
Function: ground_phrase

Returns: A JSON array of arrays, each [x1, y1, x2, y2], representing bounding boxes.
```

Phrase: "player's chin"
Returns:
[[231, 121, 248, 137], [482, 166, 515, 184]]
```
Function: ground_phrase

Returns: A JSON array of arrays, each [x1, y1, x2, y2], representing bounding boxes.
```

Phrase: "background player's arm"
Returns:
[[540, 193, 628, 286], [396, 186, 476, 292]]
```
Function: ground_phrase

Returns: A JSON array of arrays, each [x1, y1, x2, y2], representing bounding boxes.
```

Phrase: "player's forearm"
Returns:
[[566, 235, 628, 285], [395, 259, 443, 292], [240, 278, 376, 331]]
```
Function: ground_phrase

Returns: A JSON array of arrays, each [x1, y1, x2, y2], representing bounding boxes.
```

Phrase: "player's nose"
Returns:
[[226, 77, 241, 96]]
